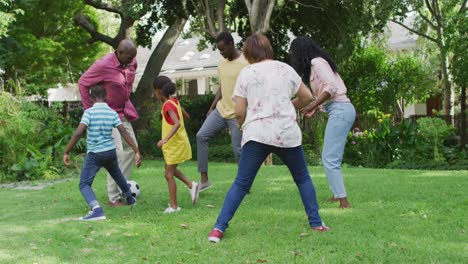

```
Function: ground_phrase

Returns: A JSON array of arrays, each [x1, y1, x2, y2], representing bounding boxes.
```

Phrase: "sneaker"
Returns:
[[199, 180, 212, 192], [80, 207, 106, 221], [311, 225, 330, 232], [190, 181, 200, 205], [208, 228, 223, 243], [163, 206, 181, 214], [126, 195, 137, 206]]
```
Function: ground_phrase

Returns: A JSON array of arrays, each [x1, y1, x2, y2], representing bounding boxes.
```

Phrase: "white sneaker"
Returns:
[[163, 206, 181, 213], [199, 180, 212, 192], [190, 181, 200, 205]]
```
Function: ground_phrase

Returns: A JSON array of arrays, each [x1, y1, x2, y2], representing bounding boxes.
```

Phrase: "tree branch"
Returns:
[[289, 0, 323, 10], [74, 14, 115, 46], [459, 0, 467, 14], [203, 0, 217, 37], [261, 0, 275, 32], [217, 0, 227, 33], [390, 19, 438, 43], [417, 10, 437, 30], [84, 0, 122, 15], [250, 0, 260, 30], [244, 0, 252, 12], [425, 0, 442, 27]]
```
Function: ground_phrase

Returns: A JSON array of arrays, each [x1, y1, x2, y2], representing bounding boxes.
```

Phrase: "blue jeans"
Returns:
[[214, 141, 323, 232], [196, 109, 242, 173], [323, 102, 356, 198], [80, 149, 132, 208]]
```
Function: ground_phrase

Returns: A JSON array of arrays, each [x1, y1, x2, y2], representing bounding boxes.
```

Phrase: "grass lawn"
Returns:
[[0, 160, 466, 263]]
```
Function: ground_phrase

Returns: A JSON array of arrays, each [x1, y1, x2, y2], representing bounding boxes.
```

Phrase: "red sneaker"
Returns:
[[311, 225, 330, 232], [208, 229, 224, 243]]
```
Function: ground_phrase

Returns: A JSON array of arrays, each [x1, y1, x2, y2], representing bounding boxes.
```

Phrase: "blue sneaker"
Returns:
[[126, 196, 137, 206], [80, 207, 106, 221]]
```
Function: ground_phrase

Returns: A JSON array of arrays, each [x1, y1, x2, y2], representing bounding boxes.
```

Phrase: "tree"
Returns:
[[0, 0, 101, 95], [391, 0, 467, 116], [341, 46, 434, 116], [190, 0, 402, 63], [188, 0, 276, 43], [449, 10, 467, 146], [0, 0, 23, 37]]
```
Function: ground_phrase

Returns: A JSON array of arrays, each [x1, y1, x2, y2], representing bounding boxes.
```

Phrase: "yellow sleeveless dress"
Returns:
[[161, 99, 192, 165]]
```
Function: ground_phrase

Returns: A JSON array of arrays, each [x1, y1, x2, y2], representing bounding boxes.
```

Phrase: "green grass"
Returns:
[[0, 160, 466, 263]]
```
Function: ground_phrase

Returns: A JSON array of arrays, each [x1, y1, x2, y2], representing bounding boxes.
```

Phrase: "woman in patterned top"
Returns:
[[289, 36, 356, 209], [208, 33, 329, 243]]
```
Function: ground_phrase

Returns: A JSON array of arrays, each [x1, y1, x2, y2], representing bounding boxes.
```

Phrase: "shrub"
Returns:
[[0, 92, 78, 182], [416, 117, 454, 161]]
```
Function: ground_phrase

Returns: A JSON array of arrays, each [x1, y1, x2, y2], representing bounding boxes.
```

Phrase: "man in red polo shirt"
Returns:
[[78, 39, 139, 207]]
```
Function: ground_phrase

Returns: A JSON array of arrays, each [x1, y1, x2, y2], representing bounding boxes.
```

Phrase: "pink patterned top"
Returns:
[[233, 60, 302, 148], [310, 58, 350, 104]]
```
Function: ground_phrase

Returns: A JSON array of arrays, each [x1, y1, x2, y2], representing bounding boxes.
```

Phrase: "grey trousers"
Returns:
[[196, 109, 242, 173], [107, 118, 137, 202]]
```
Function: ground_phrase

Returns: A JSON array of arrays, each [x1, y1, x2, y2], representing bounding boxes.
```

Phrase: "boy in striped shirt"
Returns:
[[63, 85, 142, 221]]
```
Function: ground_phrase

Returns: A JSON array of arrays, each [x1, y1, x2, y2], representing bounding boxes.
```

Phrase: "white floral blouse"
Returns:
[[233, 60, 303, 148]]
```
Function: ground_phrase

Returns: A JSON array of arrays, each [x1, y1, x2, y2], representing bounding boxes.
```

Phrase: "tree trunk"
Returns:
[[245, 0, 275, 33], [440, 46, 452, 118], [461, 85, 467, 147], [132, 18, 187, 116]]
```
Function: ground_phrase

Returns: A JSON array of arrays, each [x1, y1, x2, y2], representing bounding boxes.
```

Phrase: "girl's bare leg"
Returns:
[[174, 168, 193, 188], [165, 164, 178, 209]]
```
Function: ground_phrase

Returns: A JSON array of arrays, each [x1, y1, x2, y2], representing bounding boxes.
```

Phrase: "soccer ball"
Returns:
[[127, 180, 140, 197]]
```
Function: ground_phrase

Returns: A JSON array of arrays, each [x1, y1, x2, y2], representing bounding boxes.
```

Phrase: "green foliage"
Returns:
[[299, 112, 328, 166], [416, 117, 454, 160], [449, 8, 467, 88], [0, 0, 102, 95], [0, 92, 78, 182], [343, 112, 464, 169], [342, 46, 434, 115], [0, 0, 23, 37]]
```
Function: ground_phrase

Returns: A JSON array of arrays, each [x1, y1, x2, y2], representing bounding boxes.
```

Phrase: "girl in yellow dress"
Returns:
[[153, 76, 199, 213]]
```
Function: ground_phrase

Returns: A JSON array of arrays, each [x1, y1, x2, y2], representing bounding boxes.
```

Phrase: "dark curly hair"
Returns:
[[153, 75, 171, 90], [153, 75, 176, 98], [90, 85, 106, 101], [216, 31, 234, 45], [289, 36, 338, 84]]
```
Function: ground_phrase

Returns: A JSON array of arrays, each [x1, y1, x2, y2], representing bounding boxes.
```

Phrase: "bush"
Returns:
[[344, 112, 465, 170], [0, 92, 79, 182], [416, 117, 454, 161]]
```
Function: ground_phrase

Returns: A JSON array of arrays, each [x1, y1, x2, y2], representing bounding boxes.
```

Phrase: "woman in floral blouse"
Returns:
[[208, 33, 329, 243], [289, 36, 356, 209]]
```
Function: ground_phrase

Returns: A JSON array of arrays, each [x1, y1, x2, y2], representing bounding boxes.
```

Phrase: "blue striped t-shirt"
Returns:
[[80, 102, 122, 153]]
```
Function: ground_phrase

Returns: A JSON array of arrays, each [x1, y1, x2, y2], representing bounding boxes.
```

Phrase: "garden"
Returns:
[[0, 0, 467, 263]]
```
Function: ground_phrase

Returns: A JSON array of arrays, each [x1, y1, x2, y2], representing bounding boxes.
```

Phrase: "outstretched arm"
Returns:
[[301, 91, 331, 118], [291, 82, 313, 109], [63, 123, 87, 166], [181, 106, 190, 120], [117, 125, 142, 167], [78, 61, 104, 109]]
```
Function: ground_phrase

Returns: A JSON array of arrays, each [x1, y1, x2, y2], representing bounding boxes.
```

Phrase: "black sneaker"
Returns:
[[126, 196, 137, 206], [80, 207, 106, 221]]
